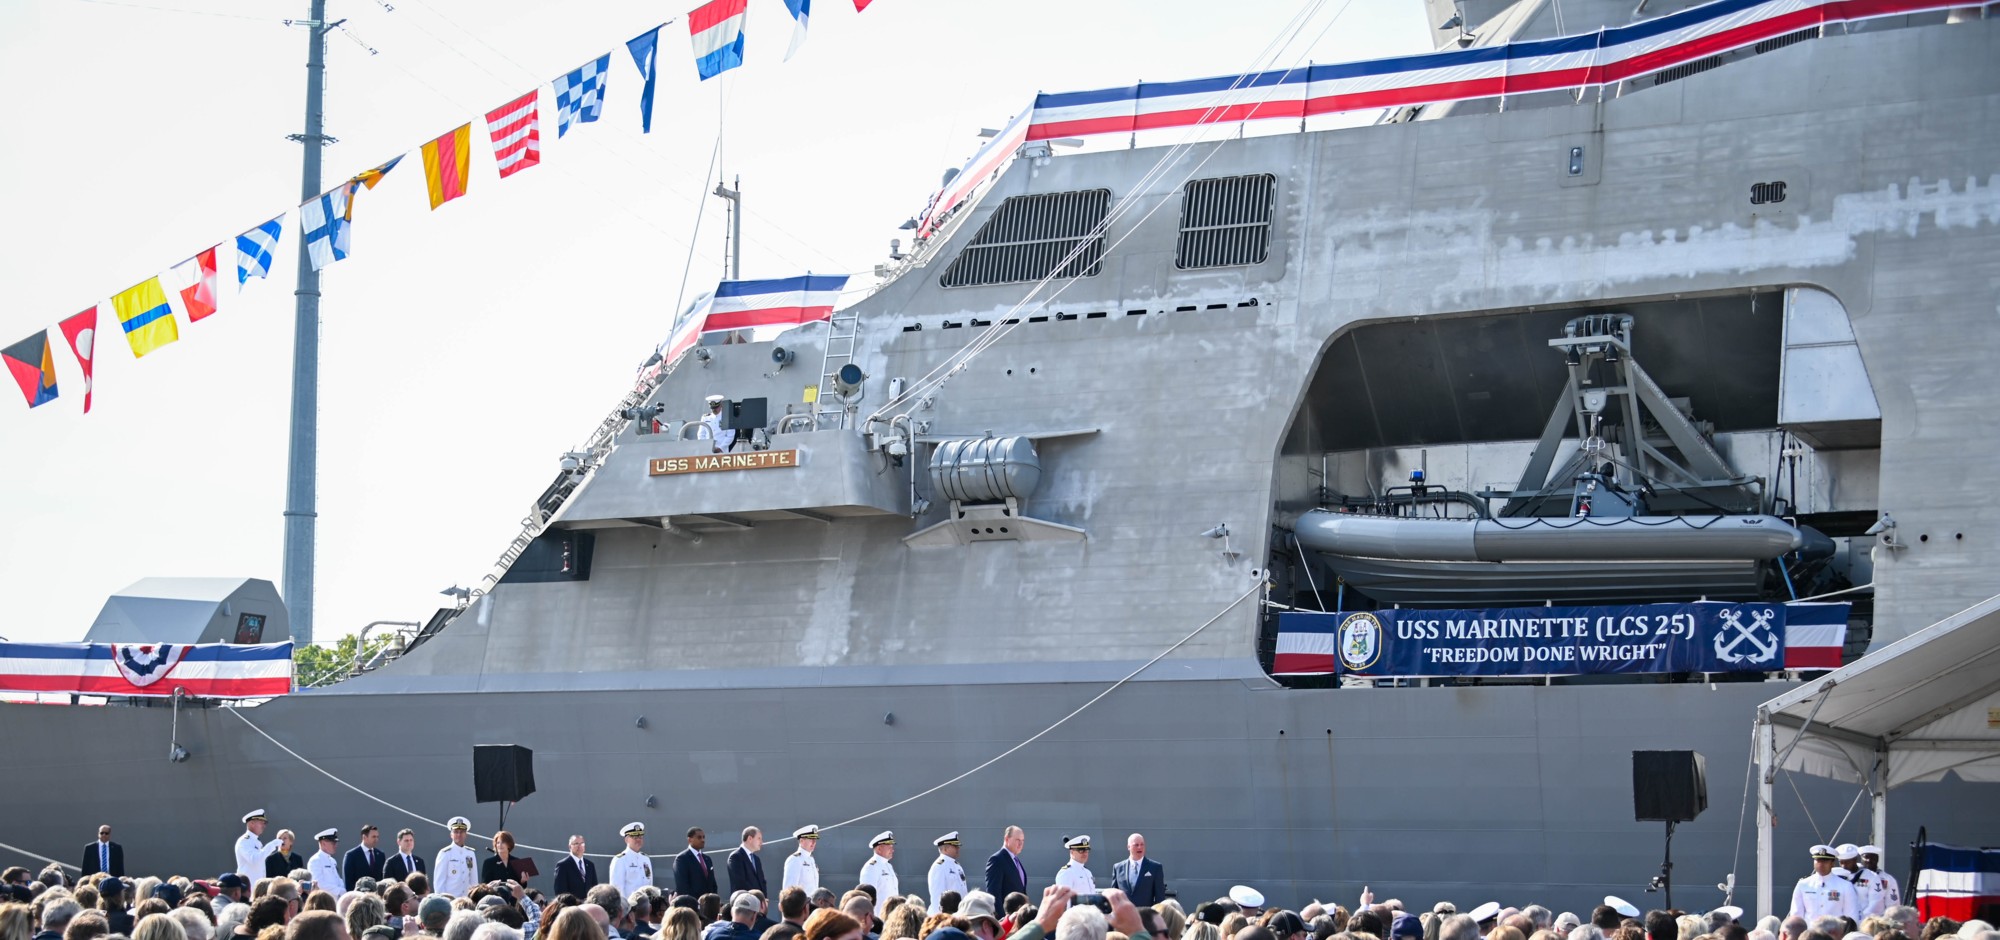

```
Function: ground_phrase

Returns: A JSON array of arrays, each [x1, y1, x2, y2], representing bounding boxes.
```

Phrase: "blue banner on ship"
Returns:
[[1275, 602, 1800, 677]]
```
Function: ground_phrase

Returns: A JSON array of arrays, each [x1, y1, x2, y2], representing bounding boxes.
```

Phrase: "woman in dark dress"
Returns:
[[266, 829, 306, 878], [481, 830, 533, 887]]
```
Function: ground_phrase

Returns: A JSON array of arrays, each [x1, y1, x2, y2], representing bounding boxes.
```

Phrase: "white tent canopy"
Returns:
[[1751, 592, 2000, 917]]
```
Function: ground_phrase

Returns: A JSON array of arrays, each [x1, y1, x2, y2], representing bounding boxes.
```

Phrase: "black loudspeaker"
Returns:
[[473, 745, 536, 804], [1633, 750, 1707, 822]]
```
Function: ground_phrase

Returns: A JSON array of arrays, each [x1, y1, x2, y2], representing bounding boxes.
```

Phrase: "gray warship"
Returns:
[[5, 0, 1999, 918]]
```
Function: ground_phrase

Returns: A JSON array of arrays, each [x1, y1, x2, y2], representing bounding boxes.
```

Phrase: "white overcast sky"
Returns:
[[0, 0, 1427, 645]]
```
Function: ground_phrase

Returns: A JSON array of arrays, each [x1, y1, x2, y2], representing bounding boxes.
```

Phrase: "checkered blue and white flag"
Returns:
[[298, 187, 351, 271], [235, 214, 285, 289], [551, 54, 610, 138]]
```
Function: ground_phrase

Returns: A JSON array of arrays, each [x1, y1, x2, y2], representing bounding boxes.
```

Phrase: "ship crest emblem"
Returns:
[[1337, 612, 1384, 672], [112, 643, 188, 687], [1713, 608, 1780, 665]]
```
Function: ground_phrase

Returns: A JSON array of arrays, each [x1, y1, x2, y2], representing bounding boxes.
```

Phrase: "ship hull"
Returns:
[[4, 674, 1996, 912]]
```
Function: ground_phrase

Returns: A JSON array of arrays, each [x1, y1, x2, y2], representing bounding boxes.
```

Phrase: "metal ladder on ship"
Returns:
[[812, 306, 862, 429]]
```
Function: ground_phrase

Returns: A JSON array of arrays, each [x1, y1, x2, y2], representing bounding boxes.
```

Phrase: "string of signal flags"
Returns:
[[2, 0, 876, 415]]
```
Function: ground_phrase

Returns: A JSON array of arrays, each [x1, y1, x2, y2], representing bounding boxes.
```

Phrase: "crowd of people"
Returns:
[[9, 817, 1994, 940]]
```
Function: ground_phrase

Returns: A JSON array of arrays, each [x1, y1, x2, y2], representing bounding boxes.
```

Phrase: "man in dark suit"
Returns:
[[82, 825, 124, 878], [727, 827, 767, 896], [344, 825, 388, 889], [1110, 833, 1166, 907], [983, 827, 1027, 901], [554, 834, 600, 898], [673, 828, 718, 899], [384, 829, 427, 882]]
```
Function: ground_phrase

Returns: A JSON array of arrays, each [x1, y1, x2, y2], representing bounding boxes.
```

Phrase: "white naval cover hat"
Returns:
[[621, 822, 646, 837], [1065, 835, 1091, 850], [870, 831, 895, 847], [242, 809, 267, 824], [315, 828, 339, 841], [1604, 897, 1640, 918], [793, 825, 821, 840], [1835, 843, 1861, 860], [448, 817, 471, 831], [935, 832, 962, 847], [1810, 845, 1837, 860], [1468, 902, 1502, 923], [1229, 885, 1265, 908], [1709, 906, 1743, 923], [706, 394, 726, 404], [1860, 844, 1883, 856]]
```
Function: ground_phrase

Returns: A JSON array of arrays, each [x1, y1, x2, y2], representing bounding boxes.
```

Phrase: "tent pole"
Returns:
[[1756, 713, 1777, 919], [1871, 747, 1888, 850]]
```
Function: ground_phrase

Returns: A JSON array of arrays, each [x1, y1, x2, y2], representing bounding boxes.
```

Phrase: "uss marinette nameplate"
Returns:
[[650, 449, 800, 476]]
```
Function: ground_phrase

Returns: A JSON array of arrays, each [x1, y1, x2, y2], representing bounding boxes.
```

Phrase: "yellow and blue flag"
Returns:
[[111, 276, 179, 358], [1, 329, 59, 408]]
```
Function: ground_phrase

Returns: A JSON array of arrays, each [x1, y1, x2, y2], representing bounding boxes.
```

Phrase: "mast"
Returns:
[[283, 0, 330, 646], [714, 176, 741, 279]]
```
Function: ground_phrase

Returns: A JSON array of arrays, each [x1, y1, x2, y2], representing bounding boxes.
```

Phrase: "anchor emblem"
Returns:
[[1713, 608, 1780, 664]]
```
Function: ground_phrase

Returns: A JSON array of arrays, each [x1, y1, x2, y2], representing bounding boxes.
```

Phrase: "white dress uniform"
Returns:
[[701, 402, 737, 451], [859, 833, 899, 918], [783, 848, 819, 895], [1789, 871, 1858, 920], [435, 833, 480, 897], [1847, 867, 1889, 917], [1871, 865, 1901, 910], [928, 856, 966, 913], [1055, 860, 1096, 894], [309, 849, 346, 895], [610, 849, 654, 896], [235, 830, 280, 880]]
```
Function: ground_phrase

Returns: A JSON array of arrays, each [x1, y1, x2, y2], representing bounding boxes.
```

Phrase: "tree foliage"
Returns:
[[292, 631, 403, 686]]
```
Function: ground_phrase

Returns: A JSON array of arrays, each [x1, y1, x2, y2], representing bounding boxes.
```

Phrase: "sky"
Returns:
[[0, 0, 1429, 647]]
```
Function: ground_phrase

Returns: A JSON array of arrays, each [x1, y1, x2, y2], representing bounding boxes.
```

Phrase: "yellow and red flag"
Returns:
[[421, 124, 474, 210]]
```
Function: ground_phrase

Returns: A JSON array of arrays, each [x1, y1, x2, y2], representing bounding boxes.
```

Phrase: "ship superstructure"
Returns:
[[4, 1, 1998, 915]]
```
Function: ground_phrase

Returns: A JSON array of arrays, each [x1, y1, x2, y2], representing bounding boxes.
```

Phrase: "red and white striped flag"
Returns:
[[485, 90, 541, 179]]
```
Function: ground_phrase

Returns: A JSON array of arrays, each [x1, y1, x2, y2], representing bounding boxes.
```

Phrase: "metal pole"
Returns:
[[713, 178, 741, 280], [1756, 715, 1776, 919], [283, 0, 329, 646]]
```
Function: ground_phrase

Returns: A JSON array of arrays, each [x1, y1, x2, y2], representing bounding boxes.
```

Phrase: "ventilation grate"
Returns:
[[940, 189, 1110, 288], [1653, 54, 1726, 85], [1176, 174, 1276, 269], [1754, 26, 1820, 54]]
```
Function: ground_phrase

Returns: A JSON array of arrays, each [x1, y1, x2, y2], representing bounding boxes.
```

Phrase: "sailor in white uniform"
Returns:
[[1835, 843, 1887, 917], [234, 810, 282, 881], [928, 833, 967, 914], [434, 817, 480, 897], [308, 829, 346, 895], [782, 826, 821, 896], [701, 396, 737, 452], [1054, 836, 1096, 894], [610, 822, 654, 897], [858, 832, 898, 918], [1861, 845, 1902, 910], [1789, 845, 1858, 921]]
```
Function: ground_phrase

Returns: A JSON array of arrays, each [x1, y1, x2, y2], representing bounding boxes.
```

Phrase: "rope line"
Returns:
[[0, 839, 78, 872], [225, 576, 1262, 861]]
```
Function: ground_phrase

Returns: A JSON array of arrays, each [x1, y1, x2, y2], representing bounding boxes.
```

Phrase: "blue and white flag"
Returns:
[[626, 26, 661, 134], [782, 0, 810, 60], [298, 186, 351, 271], [552, 54, 610, 138], [235, 214, 285, 288]]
